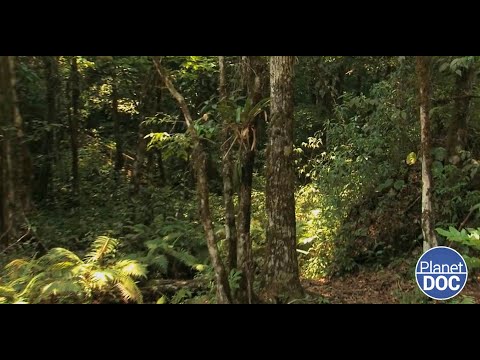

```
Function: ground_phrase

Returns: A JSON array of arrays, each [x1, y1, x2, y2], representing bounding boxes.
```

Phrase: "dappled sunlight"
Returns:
[[1, 55, 480, 304]]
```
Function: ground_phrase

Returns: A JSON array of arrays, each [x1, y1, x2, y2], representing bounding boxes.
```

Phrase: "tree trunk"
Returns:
[[40, 56, 59, 200], [154, 58, 232, 304], [69, 56, 80, 200], [265, 56, 303, 300], [236, 56, 264, 303], [219, 56, 238, 273], [0, 56, 31, 245], [112, 70, 124, 173], [447, 64, 477, 164], [132, 69, 155, 193], [416, 56, 438, 252]]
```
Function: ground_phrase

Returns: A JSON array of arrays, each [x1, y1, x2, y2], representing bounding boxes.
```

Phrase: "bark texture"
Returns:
[[416, 56, 438, 252], [218, 56, 238, 272], [265, 56, 303, 300], [154, 58, 232, 304]]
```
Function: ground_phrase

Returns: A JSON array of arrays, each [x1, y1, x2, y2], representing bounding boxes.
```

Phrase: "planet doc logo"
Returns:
[[415, 246, 468, 300]]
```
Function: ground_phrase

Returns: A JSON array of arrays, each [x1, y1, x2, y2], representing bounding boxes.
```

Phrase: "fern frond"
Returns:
[[9, 275, 34, 289], [48, 261, 80, 272], [145, 239, 160, 250], [40, 280, 83, 298], [114, 275, 143, 304], [146, 254, 169, 273], [87, 236, 119, 262], [0, 285, 17, 300], [18, 272, 47, 299], [89, 270, 116, 289], [70, 263, 92, 276], [37, 248, 83, 267], [161, 232, 183, 242], [5, 258, 30, 271], [161, 246, 198, 267], [114, 260, 148, 279], [5, 258, 33, 277]]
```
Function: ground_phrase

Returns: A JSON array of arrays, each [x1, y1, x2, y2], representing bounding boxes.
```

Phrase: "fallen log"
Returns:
[[141, 278, 209, 298]]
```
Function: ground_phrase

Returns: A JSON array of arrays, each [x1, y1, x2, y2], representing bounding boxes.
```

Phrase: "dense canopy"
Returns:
[[0, 56, 479, 304]]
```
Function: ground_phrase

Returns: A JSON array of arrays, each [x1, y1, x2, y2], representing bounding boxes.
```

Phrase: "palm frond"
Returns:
[[87, 236, 119, 262]]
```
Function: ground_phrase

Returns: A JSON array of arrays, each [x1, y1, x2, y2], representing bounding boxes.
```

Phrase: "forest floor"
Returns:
[[303, 266, 480, 304]]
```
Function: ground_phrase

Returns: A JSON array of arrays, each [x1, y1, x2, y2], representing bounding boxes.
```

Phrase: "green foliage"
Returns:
[[124, 215, 208, 278], [0, 236, 147, 304], [435, 227, 480, 270]]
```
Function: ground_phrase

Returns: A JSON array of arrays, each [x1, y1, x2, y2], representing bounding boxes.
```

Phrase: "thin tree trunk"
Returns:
[[219, 56, 238, 273], [447, 64, 477, 164], [0, 56, 31, 245], [236, 56, 264, 303], [40, 56, 59, 200], [69, 56, 80, 199], [156, 149, 166, 185], [112, 70, 124, 172], [132, 69, 155, 193], [416, 56, 438, 252], [265, 56, 303, 300], [154, 57, 232, 304]]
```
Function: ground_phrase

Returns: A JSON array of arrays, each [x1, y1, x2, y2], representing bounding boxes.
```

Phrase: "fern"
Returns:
[[0, 235, 147, 304], [114, 260, 147, 278], [87, 236, 119, 262], [146, 254, 169, 273], [115, 274, 143, 304], [40, 280, 83, 299]]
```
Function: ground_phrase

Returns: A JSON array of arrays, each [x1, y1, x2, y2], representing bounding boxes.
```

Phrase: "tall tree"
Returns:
[[0, 56, 32, 245], [265, 56, 303, 300], [447, 60, 477, 164], [112, 65, 124, 173], [69, 56, 80, 199], [154, 57, 232, 304], [235, 56, 266, 303], [416, 56, 438, 252], [218, 56, 238, 272], [39, 56, 60, 200], [132, 65, 156, 193]]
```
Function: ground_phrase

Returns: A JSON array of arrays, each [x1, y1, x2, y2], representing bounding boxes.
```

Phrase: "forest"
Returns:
[[0, 56, 479, 304]]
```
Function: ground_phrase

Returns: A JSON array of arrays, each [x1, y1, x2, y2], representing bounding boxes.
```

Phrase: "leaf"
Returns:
[[236, 107, 242, 123], [456, 69, 462, 76], [394, 180, 405, 190], [406, 152, 417, 165], [376, 178, 394, 192], [432, 147, 447, 162], [439, 62, 449, 72], [458, 296, 475, 304], [435, 227, 452, 238], [470, 203, 480, 212], [195, 264, 206, 272], [156, 296, 167, 304]]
